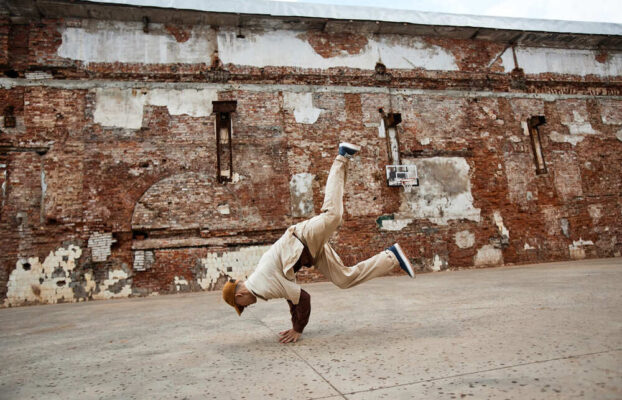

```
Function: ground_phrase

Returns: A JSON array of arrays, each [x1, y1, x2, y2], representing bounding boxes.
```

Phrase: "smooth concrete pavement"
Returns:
[[1, 258, 621, 399]]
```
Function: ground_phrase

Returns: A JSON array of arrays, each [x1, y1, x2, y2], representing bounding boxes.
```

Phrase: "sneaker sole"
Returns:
[[394, 243, 415, 278], [339, 142, 361, 152]]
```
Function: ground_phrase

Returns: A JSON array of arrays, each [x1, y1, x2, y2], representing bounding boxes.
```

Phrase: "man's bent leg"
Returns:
[[314, 243, 399, 289], [295, 155, 349, 256]]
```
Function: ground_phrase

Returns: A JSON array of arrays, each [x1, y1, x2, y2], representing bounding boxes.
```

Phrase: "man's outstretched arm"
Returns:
[[279, 289, 311, 343]]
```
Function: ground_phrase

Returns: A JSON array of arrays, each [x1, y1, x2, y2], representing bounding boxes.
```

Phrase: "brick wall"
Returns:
[[0, 17, 620, 306]]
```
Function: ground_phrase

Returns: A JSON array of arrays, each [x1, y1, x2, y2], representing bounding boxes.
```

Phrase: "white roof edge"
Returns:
[[84, 0, 622, 36]]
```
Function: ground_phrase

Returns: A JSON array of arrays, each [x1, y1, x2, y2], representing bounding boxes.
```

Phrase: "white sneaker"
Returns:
[[338, 142, 361, 158], [389, 243, 415, 278]]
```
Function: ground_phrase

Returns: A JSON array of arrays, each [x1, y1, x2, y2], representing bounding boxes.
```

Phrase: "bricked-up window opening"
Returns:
[[212, 101, 237, 183], [4, 106, 16, 128], [528, 116, 547, 175]]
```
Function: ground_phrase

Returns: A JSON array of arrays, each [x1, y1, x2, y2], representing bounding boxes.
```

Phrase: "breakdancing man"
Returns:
[[223, 143, 415, 343]]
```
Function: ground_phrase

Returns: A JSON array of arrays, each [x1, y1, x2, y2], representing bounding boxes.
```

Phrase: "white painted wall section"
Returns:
[[218, 29, 458, 71], [289, 173, 315, 217], [398, 157, 481, 225], [93, 88, 146, 130], [455, 230, 475, 249], [283, 93, 322, 124], [4, 245, 83, 306], [197, 246, 271, 290], [93, 88, 218, 129], [500, 46, 622, 77], [474, 245, 503, 267], [58, 21, 216, 64]]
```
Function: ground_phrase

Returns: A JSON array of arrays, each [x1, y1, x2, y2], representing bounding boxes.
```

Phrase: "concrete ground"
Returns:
[[1, 258, 621, 400]]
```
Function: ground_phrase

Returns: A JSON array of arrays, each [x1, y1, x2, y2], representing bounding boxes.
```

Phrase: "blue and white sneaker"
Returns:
[[338, 142, 361, 158], [388, 243, 415, 278]]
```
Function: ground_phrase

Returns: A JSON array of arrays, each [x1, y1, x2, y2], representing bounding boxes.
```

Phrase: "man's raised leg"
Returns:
[[314, 244, 399, 289], [294, 143, 359, 257]]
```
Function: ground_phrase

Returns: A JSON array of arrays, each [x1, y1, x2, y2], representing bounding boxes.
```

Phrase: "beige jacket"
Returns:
[[245, 225, 304, 305]]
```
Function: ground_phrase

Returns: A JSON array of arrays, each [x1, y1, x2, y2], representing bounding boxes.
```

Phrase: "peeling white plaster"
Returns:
[[174, 276, 189, 291], [197, 246, 271, 290], [4, 244, 134, 306], [521, 121, 530, 136], [218, 29, 458, 71], [283, 92, 322, 124], [493, 211, 509, 240], [1, 168, 6, 209], [217, 204, 231, 215], [379, 218, 413, 231], [398, 157, 480, 225], [129, 167, 143, 176], [500, 46, 622, 77], [560, 218, 570, 238], [419, 137, 431, 145], [616, 129, 622, 142], [431, 255, 443, 272], [474, 245, 503, 267], [92, 268, 132, 300], [524, 243, 536, 250], [4, 245, 82, 306], [588, 204, 602, 223], [378, 119, 386, 138], [563, 110, 598, 135], [94, 88, 146, 129], [569, 238, 594, 260], [550, 130, 586, 146], [58, 21, 216, 64], [455, 230, 475, 249], [509, 135, 522, 143], [290, 173, 315, 217], [146, 89, 218, 117], [93, 88, 218, 129]]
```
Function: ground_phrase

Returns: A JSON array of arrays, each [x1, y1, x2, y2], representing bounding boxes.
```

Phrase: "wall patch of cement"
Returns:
[[455, 230, 475, 249], [93, 88, 219, 129], [569, 239, 595, 260], [174, 276, 189, 292], [504, 153, 538, 206], [588, 204, 602, 224], [217, 29, 458, 71], [474, 245, 504, 267], [552, 152, 583, 202], [500, 46, 622, 77], [493, 211, 510, 241], [398, 157, 480, 225], [290, 173, 315, 217], [58, 21, 216, 64], [283, 92, 323, 124]]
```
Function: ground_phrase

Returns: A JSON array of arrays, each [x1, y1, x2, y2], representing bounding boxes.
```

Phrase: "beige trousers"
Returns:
[[294, 155, 398, 289]]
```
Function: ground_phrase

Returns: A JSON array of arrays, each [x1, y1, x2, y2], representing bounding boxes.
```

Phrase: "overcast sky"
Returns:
[[271, 0, 622, 24]]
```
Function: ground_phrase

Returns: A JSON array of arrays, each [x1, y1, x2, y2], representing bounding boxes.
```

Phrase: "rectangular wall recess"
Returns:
[[528, 116, 547, 175], [212, 101, 237, 183], [380, 110, 402, 166]]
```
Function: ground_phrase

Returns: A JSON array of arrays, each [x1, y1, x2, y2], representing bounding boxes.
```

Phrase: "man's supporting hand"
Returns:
[[278, 329, 301, 344]]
